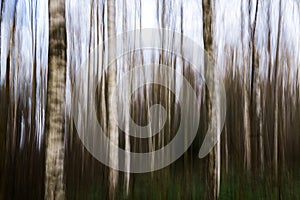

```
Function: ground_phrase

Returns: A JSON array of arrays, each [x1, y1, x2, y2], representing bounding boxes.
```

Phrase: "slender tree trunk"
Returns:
[[107, 0, 118, 198], [241, 0, 251, 172], [123, 0, 130, 195], [202, 0, 220, 199], [250, 0, 259, 173], [256, 68, 263, 172], [45, 0, 67, 199], [274, 0, 282, 180], [224, 125, 228, 174]]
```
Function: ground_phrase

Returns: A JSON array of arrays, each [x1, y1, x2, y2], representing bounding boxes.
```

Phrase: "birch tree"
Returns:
[[241, 0, 251, 172], [45, 0, 67, 199], [202, 0, 220, 199], [123, 0, 130, 195], [107, 0, 118, 198]]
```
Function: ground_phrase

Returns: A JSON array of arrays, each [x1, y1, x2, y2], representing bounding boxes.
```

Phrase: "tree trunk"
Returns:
[[241, 0, 251, 172], [45, 0, 67, 199], [123, 0, 130, 195], [274, 0, 282, 180], [250, 0, 259, 173], [107, 0, 118, 198], [202, 0, 220, 199]]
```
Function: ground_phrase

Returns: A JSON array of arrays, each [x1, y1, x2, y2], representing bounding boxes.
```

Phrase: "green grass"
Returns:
[[68, 168, 300, 199]]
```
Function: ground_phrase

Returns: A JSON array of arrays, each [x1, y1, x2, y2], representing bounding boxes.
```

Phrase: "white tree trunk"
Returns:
[[243, 76, 251, 171], [107, 0, 118, 198], [123, 0, 130, 194], [241, 0, 251, 172]]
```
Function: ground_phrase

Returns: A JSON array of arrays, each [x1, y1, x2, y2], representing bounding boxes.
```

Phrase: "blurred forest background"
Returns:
[[1, 0, 300, 199]]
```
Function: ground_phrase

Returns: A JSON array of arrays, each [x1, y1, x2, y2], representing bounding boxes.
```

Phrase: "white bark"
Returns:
[[241, 0, 251, 171], [123, 0, 130, 194], [107, 0, 118, 197]]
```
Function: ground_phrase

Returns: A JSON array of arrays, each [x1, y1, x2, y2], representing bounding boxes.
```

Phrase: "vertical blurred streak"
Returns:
[[241, 0, 251, 172], [122, 0, 130, 195], [274, 0, 282, 183], [35, 0, 49, 150], [202, 0, 220, 199], [249, 0, 259, 174], [45, 0, 67, 199], [159, 0, 165, 169], [0, 0, 48, 198], [253, 0, 263, 174], [107, 0, 118, 198], [0, 0, 17, 85], [250, 0, 259, 102], [0, 1, 5, 198], [1, 3, 17, 177]]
